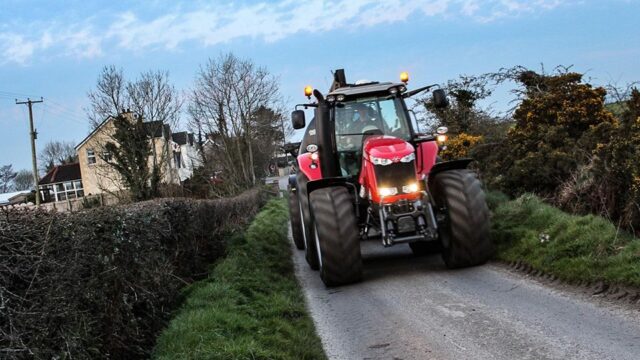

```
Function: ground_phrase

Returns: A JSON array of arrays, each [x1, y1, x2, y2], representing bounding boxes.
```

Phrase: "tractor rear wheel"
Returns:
[[431, 169, 493, 268], [310, 187, 362, 286], [297, 172, 320, 270], [288, 188, 305, 250]]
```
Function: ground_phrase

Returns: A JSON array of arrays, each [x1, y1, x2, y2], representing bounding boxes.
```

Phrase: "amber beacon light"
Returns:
[[400, 71, 409, 83], [304, 85, 313, 98]]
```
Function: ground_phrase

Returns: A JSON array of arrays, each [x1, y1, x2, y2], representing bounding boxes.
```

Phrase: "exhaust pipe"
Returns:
[[313, 89, 340, 178]]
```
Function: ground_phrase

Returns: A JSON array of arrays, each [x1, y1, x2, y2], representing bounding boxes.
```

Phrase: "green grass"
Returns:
[[153, 199, 326, 360], [488, 191, 640, 287]]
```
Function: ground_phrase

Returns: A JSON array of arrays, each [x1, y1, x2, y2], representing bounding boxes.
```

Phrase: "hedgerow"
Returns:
[[0, 189, 269, 359]]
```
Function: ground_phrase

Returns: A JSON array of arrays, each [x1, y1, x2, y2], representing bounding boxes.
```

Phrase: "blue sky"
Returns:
[[1, 0, 639, 172]]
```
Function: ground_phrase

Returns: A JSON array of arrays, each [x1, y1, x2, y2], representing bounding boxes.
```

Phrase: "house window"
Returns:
[[102, 151, 112, 162], [47, 180, 84, 203], [87, 149, 96, 165]]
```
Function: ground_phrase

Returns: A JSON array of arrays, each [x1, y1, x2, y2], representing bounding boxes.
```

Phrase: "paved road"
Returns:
[[292, 239, 640, 360], [265, 175, 290, 191]]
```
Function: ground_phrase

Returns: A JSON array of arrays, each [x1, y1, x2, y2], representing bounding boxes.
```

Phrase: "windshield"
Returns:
[[333, 96, 411, 175], [334, 96, 410, 151]]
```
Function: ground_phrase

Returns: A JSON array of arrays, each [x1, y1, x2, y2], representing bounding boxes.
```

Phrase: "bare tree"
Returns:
[[190, 53, 282, 193], [127, 70, 183, 188], [39, 140, 78, 173], [85, 67, 183, 198], [85, 65, 127, 129], [0, 165, 17, 193], [127, 70, 182, 128], [13, 170, 34, 191]]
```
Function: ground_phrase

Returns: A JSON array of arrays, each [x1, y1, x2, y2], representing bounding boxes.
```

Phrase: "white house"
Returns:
[[170, 131, 201, 182]]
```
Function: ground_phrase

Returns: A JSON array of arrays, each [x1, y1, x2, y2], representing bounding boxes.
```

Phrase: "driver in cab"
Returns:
[[339, 103, 380, 176], [346, 104, 378, 134]]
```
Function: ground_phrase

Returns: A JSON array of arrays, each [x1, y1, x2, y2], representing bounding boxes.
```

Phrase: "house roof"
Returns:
[[75, 116, 114, 151], [172, 131, 194, 146], [0, 190, 32, 205], [39, 163, 82, 185], [75, 114, 172, 150], [144, 121, 171, 140]]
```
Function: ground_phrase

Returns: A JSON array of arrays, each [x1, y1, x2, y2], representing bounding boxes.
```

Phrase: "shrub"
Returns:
[[439, 133, 483, 160], [557, 88, 640, 233], [0, 189, 268, 359], [493, 71, 616, 196]]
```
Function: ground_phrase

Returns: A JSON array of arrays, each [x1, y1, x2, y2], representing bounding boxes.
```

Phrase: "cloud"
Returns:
[[0, 0, 567, 65], [0, 24, 102, 65]]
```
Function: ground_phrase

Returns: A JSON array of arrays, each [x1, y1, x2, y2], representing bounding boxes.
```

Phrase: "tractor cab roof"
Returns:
[[328, 82, 406, 98]]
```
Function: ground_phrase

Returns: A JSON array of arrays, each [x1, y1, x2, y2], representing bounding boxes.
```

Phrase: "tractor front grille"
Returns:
[[373, 160, 417, 192]]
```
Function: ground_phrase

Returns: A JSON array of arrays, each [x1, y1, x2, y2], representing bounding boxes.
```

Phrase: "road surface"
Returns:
[[292, 239, 640, 360]]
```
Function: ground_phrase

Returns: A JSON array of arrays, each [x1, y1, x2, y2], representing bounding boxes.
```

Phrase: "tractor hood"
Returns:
[[364, 136, 415, 160]]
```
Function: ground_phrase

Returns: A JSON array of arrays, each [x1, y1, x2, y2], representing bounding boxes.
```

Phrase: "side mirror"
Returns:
[[432, 89, 449, 109], [291, 110, 306, 129]]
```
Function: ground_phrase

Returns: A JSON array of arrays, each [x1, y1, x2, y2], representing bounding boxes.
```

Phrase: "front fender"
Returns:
[[429, 158, 474, 179], [307, 177, 360, 218]]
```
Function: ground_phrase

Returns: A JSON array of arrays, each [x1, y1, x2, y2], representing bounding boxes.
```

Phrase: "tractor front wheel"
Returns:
[[310, 187, 362, 286], [432, 169, 493, 268]]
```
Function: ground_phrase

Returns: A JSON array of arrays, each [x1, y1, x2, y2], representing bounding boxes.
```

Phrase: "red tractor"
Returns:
[[288, 69, 493, 286]]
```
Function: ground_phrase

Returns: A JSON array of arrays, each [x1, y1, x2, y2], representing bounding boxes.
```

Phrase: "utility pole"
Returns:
[[16, 97, 44, 206]]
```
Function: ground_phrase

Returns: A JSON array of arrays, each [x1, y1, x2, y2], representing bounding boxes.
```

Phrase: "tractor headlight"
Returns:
[[379, 187, 398, 197], [402, 183, 419, 193], [371, 155, 393, 166], [399, 153, 415, 163], [437, 134, 448, 143]]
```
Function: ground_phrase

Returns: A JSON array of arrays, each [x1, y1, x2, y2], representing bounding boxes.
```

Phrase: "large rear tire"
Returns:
[[297, 172, 320, 270], [288, 188, 305, 250], [431, 169, 493, 268], [310, 187, 362, 286]]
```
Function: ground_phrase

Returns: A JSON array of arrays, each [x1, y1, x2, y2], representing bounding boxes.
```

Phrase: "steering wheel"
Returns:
[[362, 125, 380, 134]]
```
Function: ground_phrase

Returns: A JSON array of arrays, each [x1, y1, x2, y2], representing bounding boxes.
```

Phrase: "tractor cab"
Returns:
[[329, 83, 413, 177]]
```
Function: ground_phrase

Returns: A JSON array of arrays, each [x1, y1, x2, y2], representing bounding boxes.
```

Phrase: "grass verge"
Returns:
[[153, 199, 326, 360], [488, 191, 640, 287]]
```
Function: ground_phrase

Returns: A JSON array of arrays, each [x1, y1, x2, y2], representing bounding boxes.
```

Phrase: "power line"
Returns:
[[0, 90, 89, 124], [43, 102, 88, 125], [15, 98, 44, 206], [0, 90, 41, 98]]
